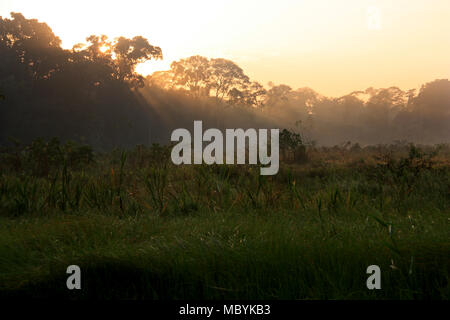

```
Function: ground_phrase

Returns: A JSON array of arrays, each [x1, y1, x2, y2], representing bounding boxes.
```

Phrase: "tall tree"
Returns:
[[170, 55, 211, 97], [76, 34, 163, 88], [209, 58, 249, 101]]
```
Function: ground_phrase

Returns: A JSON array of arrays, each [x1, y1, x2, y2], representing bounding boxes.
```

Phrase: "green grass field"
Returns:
[[0, 141, 449, 299]]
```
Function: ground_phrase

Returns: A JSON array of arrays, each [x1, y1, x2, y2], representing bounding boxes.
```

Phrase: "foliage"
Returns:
[[0, 142, 448, 299], [279, 129, 308, 163], [1, 13, 450, 148], [0, 13, 162, 148], [0, 138, 94, 177]]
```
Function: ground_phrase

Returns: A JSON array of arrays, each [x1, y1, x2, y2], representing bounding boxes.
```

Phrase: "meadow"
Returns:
[[0, 139, 448, 299]]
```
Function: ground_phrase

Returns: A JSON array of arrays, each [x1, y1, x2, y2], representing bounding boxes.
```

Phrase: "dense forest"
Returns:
[[0, 12, 449, 149]]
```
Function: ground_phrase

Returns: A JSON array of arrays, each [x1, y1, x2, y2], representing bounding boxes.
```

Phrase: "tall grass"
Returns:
[[0, 141, 448, 299]]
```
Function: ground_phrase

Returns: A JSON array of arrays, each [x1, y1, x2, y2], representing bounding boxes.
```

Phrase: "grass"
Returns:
[[0, 141, 448, 299]]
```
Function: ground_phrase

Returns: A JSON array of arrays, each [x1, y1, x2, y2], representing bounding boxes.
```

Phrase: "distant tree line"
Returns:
[[1, 12, 449, 148], [147, 62, 450, 145], [148, 55, 267, 107]]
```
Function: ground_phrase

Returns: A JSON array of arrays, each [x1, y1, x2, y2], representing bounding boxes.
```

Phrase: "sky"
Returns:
[[1, 0, 449, 97]]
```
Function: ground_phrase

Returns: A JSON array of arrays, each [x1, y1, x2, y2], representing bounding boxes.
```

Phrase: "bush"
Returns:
[[280, 129, 308, 164], [0, 138, 94, 176]]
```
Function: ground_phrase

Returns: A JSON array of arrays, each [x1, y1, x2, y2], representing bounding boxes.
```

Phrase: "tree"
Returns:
[[228, 81, 266, 107], [404, 79, 450, 142], [331, 93, 365, 125], [411, 79, 450, 116], [279, 128, 307, 163], [0, 12, 64, 81], [0, 12, 164, 147], [265, 84, 292, 106], [246, 81, 267, 107], [146, 70, 176, 90], [113, 36, 162, 87], [76, 34, 163, 88], [170, 55, 211, 97], [150, 56, 253, 103], [364, 87, 408, 131], [209, 58, 249, 101]]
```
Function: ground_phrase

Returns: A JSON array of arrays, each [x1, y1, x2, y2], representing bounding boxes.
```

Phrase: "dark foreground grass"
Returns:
[[0, 143, 449, 299], [0, 210, 448, 299]]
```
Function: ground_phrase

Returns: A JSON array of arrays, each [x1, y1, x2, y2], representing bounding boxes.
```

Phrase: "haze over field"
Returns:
[[0, 2, 449, 148], [1, 0, 449, 96]]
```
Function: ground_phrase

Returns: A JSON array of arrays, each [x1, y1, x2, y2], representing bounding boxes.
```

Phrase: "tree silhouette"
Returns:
[[209, 58, 249, 101], [75, 34, 162, 88], [170, 55, 211, 97], [0, 12, 163, 147], [113, 36, 162, 87], [228, 81, 266, 107], [152, 56, 255, 103], [1, 12, 449, 147], [265, 84, 292, 106], [0, 12, 64, 82]]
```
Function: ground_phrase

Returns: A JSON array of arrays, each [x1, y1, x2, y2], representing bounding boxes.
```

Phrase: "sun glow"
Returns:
[[136, 59, 172, 76], [367, 5, 382, 30], [99, 45, 109, 53], [1, 0, 449, 96]]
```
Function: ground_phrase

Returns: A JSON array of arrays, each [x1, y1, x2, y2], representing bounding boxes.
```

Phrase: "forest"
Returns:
[[1, 13, 449, 149]]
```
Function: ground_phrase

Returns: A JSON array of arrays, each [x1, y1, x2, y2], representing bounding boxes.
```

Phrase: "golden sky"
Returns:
[[1, 0, 449, 96]]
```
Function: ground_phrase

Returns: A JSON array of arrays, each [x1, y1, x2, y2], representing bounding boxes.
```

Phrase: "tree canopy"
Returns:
[[0, 12, 449, 147]]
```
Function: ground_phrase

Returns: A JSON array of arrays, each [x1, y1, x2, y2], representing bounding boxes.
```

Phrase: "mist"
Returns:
[[0, 13, 449, 149]]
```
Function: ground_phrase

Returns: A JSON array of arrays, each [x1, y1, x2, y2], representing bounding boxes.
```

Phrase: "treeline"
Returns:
[[0, 13, 163, 149], [0, 13, 449, 148], [145, 59, 450, 145]]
